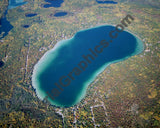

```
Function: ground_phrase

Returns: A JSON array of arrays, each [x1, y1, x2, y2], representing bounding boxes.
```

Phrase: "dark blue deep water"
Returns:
[[25, 13, 37, 17], [32, 25, 144, 107], [43, 0, 64, 8], [0, 61, 4, 67], [0, 10, 13, 39], [54, 12, 67, 17], [22, 25, 30, 28], [0, 0, 28, 39], [96, 0, 118, 4]]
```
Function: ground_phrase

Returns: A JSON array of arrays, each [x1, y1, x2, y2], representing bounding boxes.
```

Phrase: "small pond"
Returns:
[[54, 12, 67, 17], [25, 13, 37, 17]]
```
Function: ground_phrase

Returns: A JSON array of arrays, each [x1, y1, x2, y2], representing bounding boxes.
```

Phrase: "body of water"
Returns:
[[32, 25, 144, 107], [22, 24, 30, 28], [0, 0, 28, 39], [0, 10, 13, 39], [25, 13, 37, 17], [8, 0, 28, 9], [0, 61, 4, 67], [43, 0, 64, 8], [54, 12, 67, 17], [96, 0, 118, 4]]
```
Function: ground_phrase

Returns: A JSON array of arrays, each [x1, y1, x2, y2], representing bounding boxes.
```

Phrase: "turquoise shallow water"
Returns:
[[32, 25, 144, 107], [8, 0, 28, 9]]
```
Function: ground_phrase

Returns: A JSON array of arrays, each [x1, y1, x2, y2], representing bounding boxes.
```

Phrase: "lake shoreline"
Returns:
[[32, 24, 144, 108]]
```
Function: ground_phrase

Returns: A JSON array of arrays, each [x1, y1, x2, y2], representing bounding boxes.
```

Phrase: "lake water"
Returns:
[[22, 25, 30, 28], [0, 10, 13, 39], [32, 25, 144, 107], [25, 13, 37, 17], [54, 12, 67, 17], [96, 0, 118, 4], [0, 61, 4, 67], [8, 0, 28, 9], [43, 0, 64, 8], [0, 0, 28, 39]]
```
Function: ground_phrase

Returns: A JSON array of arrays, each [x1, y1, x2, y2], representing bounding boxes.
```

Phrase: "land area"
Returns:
[[0, 0, 160, 127]]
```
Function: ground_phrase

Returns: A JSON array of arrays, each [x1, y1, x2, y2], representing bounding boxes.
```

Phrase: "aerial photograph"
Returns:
[[0, 0, 160, 127]]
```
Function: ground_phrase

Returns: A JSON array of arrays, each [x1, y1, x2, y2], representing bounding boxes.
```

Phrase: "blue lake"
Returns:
[[0, 61, 4, 67], [0, 0, 28, 39], [43, 0, 64, 8], [96, 0, 118, 4], [22, 25, 30, 28], [32, 25, 144, 107], [54, 12, 67, 17], [0, 10, 13, 39], [8, 0, 28, 9], [25, 13, 37, 17]]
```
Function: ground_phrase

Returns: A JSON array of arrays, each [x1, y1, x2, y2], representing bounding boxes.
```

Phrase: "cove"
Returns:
[[32, 25, 144, 107]]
